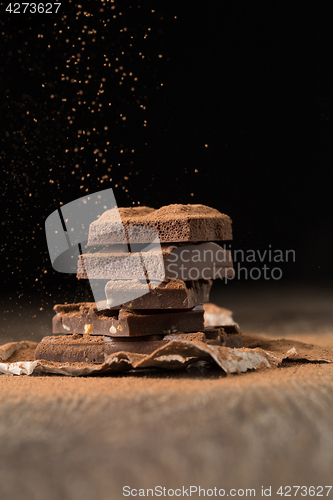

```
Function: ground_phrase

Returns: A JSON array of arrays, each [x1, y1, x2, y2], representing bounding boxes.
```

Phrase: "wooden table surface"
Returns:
[[1, 283, 333, 500]]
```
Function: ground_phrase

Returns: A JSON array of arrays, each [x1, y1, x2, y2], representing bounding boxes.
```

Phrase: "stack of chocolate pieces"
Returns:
[[35, 204, 242, 364]]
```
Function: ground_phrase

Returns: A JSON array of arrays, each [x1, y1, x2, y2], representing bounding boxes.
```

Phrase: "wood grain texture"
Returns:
[[1, 284, 333, 500], [1, 364, 333, 500]]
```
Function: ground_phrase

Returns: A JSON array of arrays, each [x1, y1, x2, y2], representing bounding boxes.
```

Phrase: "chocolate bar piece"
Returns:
[[163, 331, 207, 342], [35, 334, 167, 363], [35, 328, 242, 364], [104, 279, 212, 309], [53, 303, 205, 337], [87, 204, 232, 245], [35, 326, 242, 364], [205, 325, 242, 348], [164, 326, 242, 348], [218, 325, 243, 348], [77, 242, 233, 281]]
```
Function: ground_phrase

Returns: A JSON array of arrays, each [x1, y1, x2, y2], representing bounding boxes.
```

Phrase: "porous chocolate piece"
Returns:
[[34, 334, 166, 363], [53, 303, 205, 337], [77, 242, 233, 281], [104, 279, 212, 309], [87, 204, 232, 245]]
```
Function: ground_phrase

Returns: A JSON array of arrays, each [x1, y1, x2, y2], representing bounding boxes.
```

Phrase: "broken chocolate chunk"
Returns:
[[53, 303, 205, 337], [104, 279, 212, 309], [87, 204, 232, 245], [34, 334, 167, 363], [77, 242, 234, 281]]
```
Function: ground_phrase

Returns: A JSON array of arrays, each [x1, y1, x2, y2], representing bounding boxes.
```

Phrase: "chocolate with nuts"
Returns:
[[53, 303, 205, 337], [38, 203, 242, 365], [35, 325, 242, 364]]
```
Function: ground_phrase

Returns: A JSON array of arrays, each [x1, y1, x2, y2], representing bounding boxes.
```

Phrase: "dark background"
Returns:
[[0, 1, 332, 327]]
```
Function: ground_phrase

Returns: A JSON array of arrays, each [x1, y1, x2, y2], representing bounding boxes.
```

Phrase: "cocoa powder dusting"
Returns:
[[4, 345, 37, 363]]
